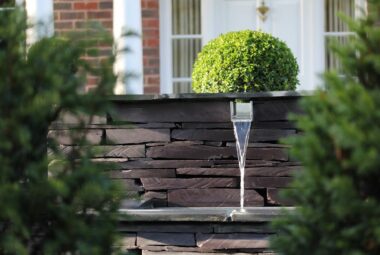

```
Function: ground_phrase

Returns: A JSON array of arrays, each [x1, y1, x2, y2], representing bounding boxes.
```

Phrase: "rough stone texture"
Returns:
[[146, 145, 288, 161], [246, 177, 293, 188], [119, 223, 213, 233], [115, 179, 144, 192], [172, 129, 295, 142], [109, 169, 175, 179], [196, 233, 270, 249], [168, 189, 264, 207], [48, 129, 103, 145], [59, 145, 146, 158], [106, 129, 170, 144], [94, 145, 145, 158], [119, 233, 137, 249], [143, 252, 272, 255], [254, 99, 302, 121], [182, 123, 233, 129], [110, 101, 230, 123], [137, 233, 195, 247], [177, 166, 301, 177], [213, 223, 274, 234], [267, 188, 295, 206], [141, 178, 237, 190]]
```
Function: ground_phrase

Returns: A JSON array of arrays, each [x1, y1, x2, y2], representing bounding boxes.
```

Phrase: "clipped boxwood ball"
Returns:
[[192, 30, 299, 93]]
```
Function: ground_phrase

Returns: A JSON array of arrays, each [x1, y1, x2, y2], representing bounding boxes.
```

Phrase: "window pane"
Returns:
[[172, 38, 202, 78], [173, 82, 192, 93], [172, 0, 201, 35], [325, 0, 355, 32], [325, 36, 351, 71]]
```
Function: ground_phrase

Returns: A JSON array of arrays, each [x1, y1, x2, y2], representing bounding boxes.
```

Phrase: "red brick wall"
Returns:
[[142, 0, 160, 94], [53, 0, 161, 94]]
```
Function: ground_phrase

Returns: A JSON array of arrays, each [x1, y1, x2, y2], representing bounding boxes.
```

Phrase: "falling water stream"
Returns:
[[232, 119, 252, 211]]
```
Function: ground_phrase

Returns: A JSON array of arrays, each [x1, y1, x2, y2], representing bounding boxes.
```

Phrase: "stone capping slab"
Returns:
[[108, 91, 312, 102], [119, 207, 294, 222]]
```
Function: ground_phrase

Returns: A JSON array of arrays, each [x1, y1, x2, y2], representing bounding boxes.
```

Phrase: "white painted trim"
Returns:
[[173, 77, 192, 82], [25, 0, 54, 45], [113, 0, 143, 95], [172, 34, 203, 39], [159, 0, 172, 94]]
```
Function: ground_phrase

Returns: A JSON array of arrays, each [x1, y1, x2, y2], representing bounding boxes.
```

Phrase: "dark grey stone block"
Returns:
[[48, 129, 103, 145], [196, 233, 269, 249], [110, 101, 230, 123], [267, 188, 295, 206], [146, 145, 288, 161], [109, 169, 176, 179], [106, 129, 170, 144], [137, 233, 195, 247], [171, 129, 295, 142], [141, 178, 237, 191], [177, 166, 300, 177], [168, 189, 263, 207], [119, 223, 213, 233], [246, 177, 293, 188]]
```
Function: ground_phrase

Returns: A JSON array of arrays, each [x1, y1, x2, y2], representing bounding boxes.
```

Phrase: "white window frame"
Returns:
[[159, 0, 206, 94], [322, 0, 367, 71]]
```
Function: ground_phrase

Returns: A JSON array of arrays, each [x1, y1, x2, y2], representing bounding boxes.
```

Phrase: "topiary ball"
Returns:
[[192, 30, 299, 93]]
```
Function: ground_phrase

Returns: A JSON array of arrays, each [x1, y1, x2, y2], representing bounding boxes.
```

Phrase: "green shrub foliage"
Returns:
[[271, 1, 380, 254], [0, 8, 123, 255], [192, 30, 299, 93]]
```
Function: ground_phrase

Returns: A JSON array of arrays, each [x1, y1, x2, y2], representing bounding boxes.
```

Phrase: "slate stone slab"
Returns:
[[213, 223, 274, 234], [60, 145, 145, 158], [142, 251, 265, 255], [254, 99, 301, 121], [119, 233, 137, 248], [96, 145, 145, 158], [246, 177, 293, 188], [115, 179, 144, 191], [146, 145, 288, 161], [54, 112, 107, 125], [196, 233, 269, 249], [109, 169, 176, 179], [253, 121, 296, 129], [137, 233, 195, 247], [111, 101, 230, 122], [267, 188, 295, 206], [140, 192, 168, 208], [168, 189, 263, 207], [226, 142, 289, 148], [171, 129, 295, 142], [182, 123, 233, 129], [48, 129, 103, 145], [106, 129, 170, 144], [177, 166, 301, 177], [119, 223, 213, 233], [141, 178, 237, 191]]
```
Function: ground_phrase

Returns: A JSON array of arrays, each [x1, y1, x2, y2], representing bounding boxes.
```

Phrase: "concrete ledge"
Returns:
[[119, 207, 294, 222]]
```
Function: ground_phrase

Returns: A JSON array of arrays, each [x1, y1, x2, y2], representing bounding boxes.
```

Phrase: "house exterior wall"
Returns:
[[53, 0, 160, 93]]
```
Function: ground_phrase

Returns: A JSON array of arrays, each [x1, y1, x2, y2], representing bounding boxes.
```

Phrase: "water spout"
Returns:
[[230, 100, 253, 212]]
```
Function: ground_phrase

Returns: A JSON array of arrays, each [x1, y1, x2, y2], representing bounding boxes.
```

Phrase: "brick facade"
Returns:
[[53, 0, 160, 93]]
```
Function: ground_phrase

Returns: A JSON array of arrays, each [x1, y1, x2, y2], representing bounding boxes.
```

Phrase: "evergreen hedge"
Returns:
[[192, 30, 299, 93], [271, 1, 380, 254], [0, 8, 123, 255]]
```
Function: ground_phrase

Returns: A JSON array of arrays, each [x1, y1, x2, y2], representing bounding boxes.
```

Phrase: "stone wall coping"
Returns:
[[109, 91, 313, 102], [119, 207, 294, 222]]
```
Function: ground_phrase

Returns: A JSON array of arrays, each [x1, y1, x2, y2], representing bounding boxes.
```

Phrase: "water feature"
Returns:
[[230, 101, 253, 211]]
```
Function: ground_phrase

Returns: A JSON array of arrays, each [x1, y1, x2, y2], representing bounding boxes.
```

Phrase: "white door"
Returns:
[[202, 0, 324, 91]]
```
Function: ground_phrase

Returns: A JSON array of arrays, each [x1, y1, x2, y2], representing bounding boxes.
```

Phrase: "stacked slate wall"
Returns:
[[49, 93, 303, 209]]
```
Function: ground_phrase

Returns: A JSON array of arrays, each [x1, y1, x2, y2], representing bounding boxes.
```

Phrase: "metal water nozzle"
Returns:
[[230, 100, 253, 121]]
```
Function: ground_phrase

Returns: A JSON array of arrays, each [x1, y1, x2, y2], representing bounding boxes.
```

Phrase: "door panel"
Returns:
[[202, 0, 320, 90]]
